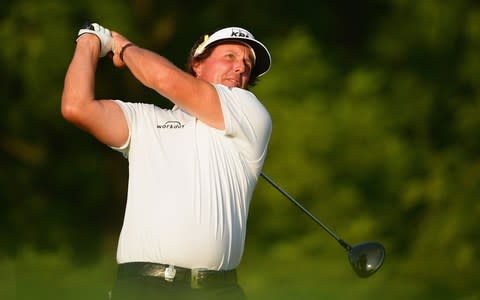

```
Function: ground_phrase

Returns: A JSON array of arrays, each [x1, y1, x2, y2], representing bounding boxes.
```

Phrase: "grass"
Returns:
[[3, 244, 477, 300], [7, 248, 116, 300]]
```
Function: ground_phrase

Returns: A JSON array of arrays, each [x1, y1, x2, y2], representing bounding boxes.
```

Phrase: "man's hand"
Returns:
[[77, 22, 113, 57], [111, 31, 133, 68]]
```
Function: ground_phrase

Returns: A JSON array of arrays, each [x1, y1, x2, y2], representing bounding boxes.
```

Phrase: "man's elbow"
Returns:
[[61, 96, 86, 126], [61, 98, 76, 121]]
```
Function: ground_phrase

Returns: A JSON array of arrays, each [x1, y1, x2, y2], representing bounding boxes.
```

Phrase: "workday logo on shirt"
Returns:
[[157, 121, 185, 129]]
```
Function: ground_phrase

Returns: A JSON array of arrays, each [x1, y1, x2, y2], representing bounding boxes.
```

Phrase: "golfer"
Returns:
[[61, 22, 272, 299]]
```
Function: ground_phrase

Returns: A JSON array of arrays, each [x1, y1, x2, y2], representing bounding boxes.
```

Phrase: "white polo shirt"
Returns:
[[112, 84, 271, 270]]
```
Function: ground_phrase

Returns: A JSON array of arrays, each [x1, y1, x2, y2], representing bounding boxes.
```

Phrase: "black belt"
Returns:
[[117, 262, 238, 289]]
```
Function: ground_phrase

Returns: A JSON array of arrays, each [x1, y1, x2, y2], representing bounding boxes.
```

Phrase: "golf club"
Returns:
[[260, 172, 385, 278]]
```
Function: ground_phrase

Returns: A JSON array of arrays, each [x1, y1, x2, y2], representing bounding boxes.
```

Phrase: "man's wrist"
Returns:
[[77, 33, 100, 45], [76, 34, 101, 54], [120, 43, 135, 62]]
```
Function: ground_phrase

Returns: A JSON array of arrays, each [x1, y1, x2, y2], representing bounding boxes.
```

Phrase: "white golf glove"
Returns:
[[77, 22, 113, 57]]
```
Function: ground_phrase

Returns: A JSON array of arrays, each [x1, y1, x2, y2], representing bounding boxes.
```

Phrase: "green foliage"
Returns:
[[1, 0, 479, 299]]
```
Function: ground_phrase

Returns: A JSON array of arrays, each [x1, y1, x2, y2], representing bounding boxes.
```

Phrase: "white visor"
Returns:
[[193, 27, 271, 77]]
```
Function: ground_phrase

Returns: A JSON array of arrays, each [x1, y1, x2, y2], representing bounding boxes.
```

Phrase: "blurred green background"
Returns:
[[1, 0, 479, 299]]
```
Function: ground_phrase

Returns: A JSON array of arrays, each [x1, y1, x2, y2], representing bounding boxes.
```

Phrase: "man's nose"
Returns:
[[234, 60, 246, 73]]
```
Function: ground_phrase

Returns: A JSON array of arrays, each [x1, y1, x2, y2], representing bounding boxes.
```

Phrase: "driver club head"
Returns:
[[348, 241, 385, 278], [258, 173, 387, 278]]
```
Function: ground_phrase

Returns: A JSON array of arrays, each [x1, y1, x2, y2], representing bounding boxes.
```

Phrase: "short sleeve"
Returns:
[[109, 100, 157, 158], [214, 84, 272, 163]]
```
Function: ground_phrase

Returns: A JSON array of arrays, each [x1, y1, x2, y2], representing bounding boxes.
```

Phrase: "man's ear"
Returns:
[[192, 62, 202, 77]]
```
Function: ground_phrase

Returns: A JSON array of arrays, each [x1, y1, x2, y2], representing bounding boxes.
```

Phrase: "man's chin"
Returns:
[[221, 79, 243, 88]]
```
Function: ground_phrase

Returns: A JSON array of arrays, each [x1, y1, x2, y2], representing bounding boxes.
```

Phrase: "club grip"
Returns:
[[81, 21, 94, 30]]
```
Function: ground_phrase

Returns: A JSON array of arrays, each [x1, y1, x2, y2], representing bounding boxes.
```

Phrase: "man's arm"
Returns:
[[111, 32, 224, 130], [61, 34, 129, 148]]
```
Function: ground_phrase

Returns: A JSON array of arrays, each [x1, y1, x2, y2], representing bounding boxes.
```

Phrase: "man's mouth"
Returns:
[[225, 78, 240, 87]]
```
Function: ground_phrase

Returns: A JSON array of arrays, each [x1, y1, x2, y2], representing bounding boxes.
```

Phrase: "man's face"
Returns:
[[193, 42, 254, 89]]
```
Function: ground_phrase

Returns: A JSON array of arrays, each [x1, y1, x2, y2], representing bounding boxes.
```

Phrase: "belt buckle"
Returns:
[[164, 265, 176, 282], [191, 268, 207, 288]]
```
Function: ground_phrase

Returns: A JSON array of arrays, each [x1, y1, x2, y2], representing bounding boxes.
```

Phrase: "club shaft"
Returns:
[[260, 172, 351, 251]]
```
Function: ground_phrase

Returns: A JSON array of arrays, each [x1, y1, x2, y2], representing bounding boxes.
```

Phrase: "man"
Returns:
[[61, 22, 272, 299]]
